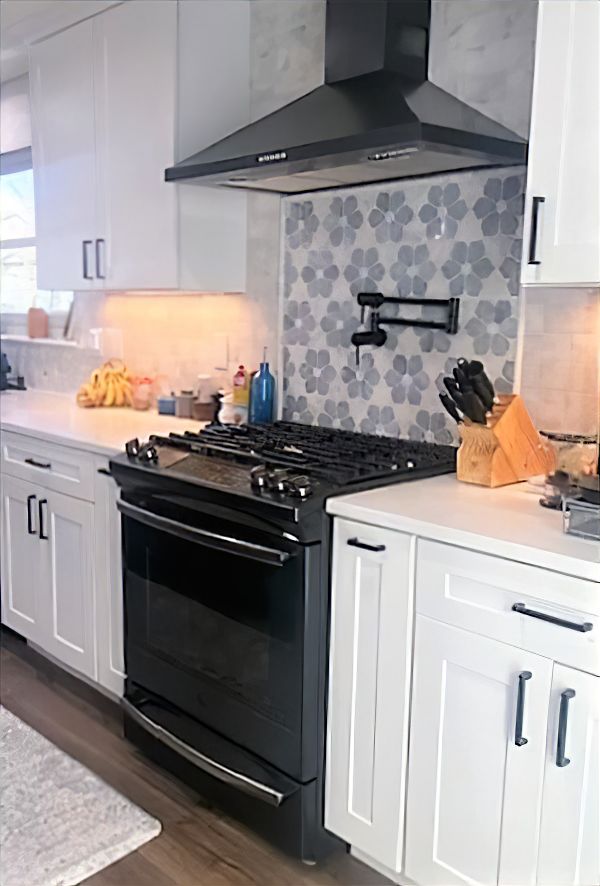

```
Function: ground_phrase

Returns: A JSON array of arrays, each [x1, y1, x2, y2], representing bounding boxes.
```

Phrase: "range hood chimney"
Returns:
[[166, 0, 527, 194]]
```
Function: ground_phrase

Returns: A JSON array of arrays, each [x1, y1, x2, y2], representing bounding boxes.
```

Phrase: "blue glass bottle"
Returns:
[[249, 348, 275, 424]]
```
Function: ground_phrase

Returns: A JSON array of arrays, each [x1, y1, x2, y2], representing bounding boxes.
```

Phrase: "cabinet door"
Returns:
[[0, 475, 44, 642], [93, 0, 178, 289], [406, 616, 552, 886], [39, 491, 96, 679], [538, 666, 600, 886], [325, 519, 413, 871], [93, 461, 125, 696], [29, 20, 98, 291], [521, 1, 600, 286]]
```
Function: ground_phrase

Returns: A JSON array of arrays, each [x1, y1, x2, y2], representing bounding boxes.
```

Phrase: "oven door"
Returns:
[[119, 497, 321, 782]]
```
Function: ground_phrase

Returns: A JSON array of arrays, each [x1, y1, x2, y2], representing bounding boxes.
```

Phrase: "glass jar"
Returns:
[[539, 432, 598, 480]]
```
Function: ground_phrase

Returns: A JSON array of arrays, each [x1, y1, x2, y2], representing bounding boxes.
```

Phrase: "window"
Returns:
[[0, 147, 72, 319]]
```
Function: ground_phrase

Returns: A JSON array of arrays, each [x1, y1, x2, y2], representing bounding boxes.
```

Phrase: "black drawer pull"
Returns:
[[514, 670, 532, 746], [556, 689, 575, 767], [512, 603, 593, 633], [347, 537, 386, 553], [38, 498, 48, 540], [97, 468, 112, 476], [527, 195, 545, 265], [24, 457, 51, 470], [27, 494, 37, 535]]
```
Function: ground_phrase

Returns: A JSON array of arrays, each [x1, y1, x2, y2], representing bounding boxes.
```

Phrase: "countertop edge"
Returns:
[[0, 419, 121, 457], [327, 498, 600, 584]]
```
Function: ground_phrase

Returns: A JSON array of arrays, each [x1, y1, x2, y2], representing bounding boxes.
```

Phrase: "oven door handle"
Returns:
[[118, 500, 296, 566], [121, 698, 287, 806]]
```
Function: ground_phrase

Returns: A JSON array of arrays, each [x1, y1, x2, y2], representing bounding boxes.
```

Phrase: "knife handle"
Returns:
[[439, 393, 462, 424], [453, 366, 469, 390], [462, 390, 487, 424], [471, 375, 494, 412], [443, 377, 466, 411]]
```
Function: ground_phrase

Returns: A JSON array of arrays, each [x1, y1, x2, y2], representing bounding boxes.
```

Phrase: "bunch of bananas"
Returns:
[[76, 359, 134, 408]]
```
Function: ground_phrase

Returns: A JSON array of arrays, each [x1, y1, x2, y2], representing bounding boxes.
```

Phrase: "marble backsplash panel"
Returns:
[[282, 167, 525, 443]]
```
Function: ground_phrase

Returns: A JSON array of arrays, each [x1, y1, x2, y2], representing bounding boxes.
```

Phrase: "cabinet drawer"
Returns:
[[1, 431, 95, 502], [416, 540, 599, 675]]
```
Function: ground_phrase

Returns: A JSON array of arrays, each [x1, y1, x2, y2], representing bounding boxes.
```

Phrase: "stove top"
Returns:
[[114, 421, 456, 510]]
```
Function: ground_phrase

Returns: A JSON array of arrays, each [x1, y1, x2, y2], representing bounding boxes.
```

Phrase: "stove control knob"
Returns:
[[285, 474, 312, 499], [250, 465, 269, 489], [406, 459, 415, 470], [125, 437, 140, 459], [269, 469, 289, 493], [138, 443, 159, 464]]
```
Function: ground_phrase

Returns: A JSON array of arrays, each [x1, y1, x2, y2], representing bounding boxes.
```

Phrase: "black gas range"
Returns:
[[110, 422, 455, 862]]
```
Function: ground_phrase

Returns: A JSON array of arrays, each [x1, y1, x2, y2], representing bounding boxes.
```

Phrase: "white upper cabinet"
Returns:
[[521, 0, 600, 287], [93, 1, 179, 290], [29, 1, 249, 292], [29, 19, 98, 291]]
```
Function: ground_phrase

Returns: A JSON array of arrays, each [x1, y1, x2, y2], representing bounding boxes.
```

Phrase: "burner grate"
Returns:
[[155, 421, 456, 487]]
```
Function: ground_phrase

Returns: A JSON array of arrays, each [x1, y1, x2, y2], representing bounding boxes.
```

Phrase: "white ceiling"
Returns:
[[0, 0, 121, 82]]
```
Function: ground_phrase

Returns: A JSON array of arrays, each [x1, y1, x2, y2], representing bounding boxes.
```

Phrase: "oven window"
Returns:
[[123, 515, 307, 736]]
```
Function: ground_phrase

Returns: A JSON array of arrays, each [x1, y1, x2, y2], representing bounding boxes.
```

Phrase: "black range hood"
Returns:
[[166, 0, 527, 194]]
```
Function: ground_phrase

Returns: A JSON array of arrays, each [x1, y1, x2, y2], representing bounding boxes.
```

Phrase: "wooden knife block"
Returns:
[[457, 394, 556, 488]]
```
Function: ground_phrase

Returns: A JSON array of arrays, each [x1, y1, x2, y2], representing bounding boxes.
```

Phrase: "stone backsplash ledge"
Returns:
[[281, 166, 525, 444]]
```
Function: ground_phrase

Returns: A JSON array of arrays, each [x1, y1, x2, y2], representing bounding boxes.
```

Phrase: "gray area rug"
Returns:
[[0, 705, 161, 886]]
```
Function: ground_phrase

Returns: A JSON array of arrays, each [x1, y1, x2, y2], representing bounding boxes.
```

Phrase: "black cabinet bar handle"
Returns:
[[26, 494, 37, 535], [556, 689, 576, 767], [347, 537, 386, 553], [515, 670, 532, 746], [97, 467, 112, 476], [82, 240, 93, 279], [512, 602, 593, 633], [38, 499, 48, 541], [24, 457, 51, 470], [527, 196, 545, 265], [95, 238, 106, 279]]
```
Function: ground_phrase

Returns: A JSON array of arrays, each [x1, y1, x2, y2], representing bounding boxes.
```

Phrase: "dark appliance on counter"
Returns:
[[110, 422, 456, 861], [0, 352, 26, 391], [165, 0, 526, 193]]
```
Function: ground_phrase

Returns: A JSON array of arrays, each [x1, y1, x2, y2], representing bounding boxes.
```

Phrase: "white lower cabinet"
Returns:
[[325, 519, 414, 872], [405, 616, 552, 886], [0, 474, 96, 679], [93, 459, 125, 696], [41, 490, 95, 678], [1, 433, 124, 695], [326, 519, 600, 886], [537, 665, 600, 886], [1, 475, 46, 642]]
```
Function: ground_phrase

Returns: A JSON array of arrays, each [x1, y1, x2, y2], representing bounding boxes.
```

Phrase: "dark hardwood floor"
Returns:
[[0, 635, 389, 886]]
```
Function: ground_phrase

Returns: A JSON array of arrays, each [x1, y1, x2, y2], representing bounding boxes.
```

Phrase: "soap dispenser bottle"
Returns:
[[249, 348, 275, 424]]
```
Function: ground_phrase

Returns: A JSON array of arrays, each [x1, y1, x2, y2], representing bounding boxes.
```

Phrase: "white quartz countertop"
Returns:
[[327, 474, 600, 583], [0, 389, 206, 457]]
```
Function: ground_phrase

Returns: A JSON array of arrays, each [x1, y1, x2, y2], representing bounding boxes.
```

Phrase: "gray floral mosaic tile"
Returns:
[[301, 250, 339, 298], [323, 196, 363, 247], [368, 191, 414, 244], [318, 399, 357, 432], [390, 244, 436, 297], [344, 247, 386, 296], [282, 166, 526, 442], [418, 182, 468, 239]]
